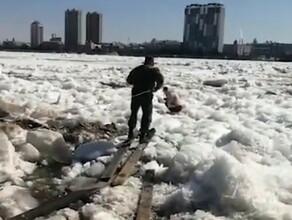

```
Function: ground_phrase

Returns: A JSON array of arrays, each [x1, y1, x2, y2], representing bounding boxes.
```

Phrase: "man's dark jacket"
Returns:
[[126, 65, 164, 95]]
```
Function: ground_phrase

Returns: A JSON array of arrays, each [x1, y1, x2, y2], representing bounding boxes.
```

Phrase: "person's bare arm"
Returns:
[[172, 94, 179, 105]]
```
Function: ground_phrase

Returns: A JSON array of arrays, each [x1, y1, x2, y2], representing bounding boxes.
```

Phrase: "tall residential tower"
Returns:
[[86, 12, 102, 44], [65, 9, 86, 51], [183, 3, 225, 53], [30, 21, 43, 48]]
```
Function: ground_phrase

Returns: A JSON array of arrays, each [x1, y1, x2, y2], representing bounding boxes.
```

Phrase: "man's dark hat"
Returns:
[[144, 56, 155, 65]]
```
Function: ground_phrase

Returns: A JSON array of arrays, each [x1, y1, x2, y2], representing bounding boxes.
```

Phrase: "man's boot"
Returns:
[[139, 129, 153, 144], [139, 132, 147, 144], [127, 129, 134, 140]]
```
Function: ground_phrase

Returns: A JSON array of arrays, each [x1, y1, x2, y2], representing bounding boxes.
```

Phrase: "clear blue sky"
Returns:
[[1, 0, 292, 44]]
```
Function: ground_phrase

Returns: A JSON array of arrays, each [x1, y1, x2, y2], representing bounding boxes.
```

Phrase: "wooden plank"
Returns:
[[111, 129, 155, 187], [135, 170, 155, 220], [111, 143, 145, 186], [99, 142, 130, 182], [8, 140, 132, 220], [7, 188, 97, 220]]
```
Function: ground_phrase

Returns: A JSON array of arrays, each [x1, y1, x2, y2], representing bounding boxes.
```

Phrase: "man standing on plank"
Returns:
[[126, 56, 164, 143]]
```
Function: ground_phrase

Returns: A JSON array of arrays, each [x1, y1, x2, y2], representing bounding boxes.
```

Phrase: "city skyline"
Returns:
[[1, 0, 292, 44]]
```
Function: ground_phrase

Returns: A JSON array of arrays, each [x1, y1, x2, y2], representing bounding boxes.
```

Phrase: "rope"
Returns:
[[131, 89, 152, 98], [60, 89, 153, 113]]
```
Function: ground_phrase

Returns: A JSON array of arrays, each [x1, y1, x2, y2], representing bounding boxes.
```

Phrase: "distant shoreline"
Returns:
[[0, 48, 291, 63]]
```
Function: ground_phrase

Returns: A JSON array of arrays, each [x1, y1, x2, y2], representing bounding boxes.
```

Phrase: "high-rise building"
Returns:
[[65, 9, 86, 51], [30, 21, 43, 48], [86, 12, 102, 44], [183, 3, 225, 53]]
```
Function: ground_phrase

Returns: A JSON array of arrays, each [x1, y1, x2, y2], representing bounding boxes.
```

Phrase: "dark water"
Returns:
[[24, 162, 65, 203]]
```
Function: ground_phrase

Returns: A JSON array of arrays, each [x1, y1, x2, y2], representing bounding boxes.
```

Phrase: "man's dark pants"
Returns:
[[128, 93, 153, 137]]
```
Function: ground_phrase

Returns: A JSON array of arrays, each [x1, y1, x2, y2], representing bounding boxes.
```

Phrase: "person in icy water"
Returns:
[[163, 86, 185, 114], [126, 56, 164, 143]]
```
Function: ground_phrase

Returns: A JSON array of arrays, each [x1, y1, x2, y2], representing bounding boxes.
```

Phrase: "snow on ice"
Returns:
[[0, 51, 292, 219]]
